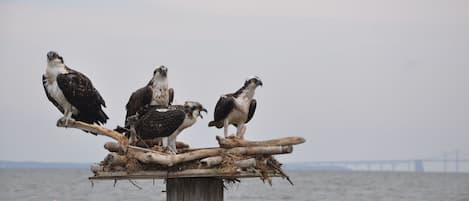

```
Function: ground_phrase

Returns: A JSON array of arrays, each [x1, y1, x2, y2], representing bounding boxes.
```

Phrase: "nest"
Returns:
[[60, 120, 304, 185], [92, 135, 305, 185]]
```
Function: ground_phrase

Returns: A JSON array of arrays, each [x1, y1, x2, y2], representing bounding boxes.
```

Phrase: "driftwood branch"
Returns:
[[216, 136, 305, 148], [91, 163, 104, 174], [104, 153, 128, 166], [128, 145, 292, 166], [234, 158, 257, 169], [200, 156, 223, 168], [57, 120, 128, 147], [104, 142, 125, 154], [226, 145, 293, 155], [130, 148, 224, 166]]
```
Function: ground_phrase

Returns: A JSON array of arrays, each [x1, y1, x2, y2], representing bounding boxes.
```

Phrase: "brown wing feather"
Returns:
[[56, 67, 108, 124], [168, 88, 174, 105], [208, 95, 235, 128], [125, 86, 153, 125], [214, 95, 235, 121], [245, 99, 257, 124], [135, 107, 185, 139]]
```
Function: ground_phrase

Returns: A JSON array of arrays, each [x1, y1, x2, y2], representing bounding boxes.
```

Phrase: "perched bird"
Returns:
[[124, 66, 174, 127], [42, 51, 108, 129], [208, 76, 263, 139], [129, 101, 207, 153]]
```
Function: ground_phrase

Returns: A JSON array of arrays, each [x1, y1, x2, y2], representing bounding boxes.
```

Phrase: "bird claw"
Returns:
[[164, 147, 177, 155], [56, 117, 74, 127], [56, 117, 67, 127]]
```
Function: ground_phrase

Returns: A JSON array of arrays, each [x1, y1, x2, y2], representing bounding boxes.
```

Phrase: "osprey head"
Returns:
[[47, 51, 64, 64], [153, 65, 168, 78], [184, 101, 207, 119], [244, 76, 263, 88]]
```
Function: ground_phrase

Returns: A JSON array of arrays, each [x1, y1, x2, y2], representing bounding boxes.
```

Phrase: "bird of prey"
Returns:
[[124, 66, 174, 128], [42, 51, 108, 129], [208, 76, 263, 139], [129, 101, 206, 153]]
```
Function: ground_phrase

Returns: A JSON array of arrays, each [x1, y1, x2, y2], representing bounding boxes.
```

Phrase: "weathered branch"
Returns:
[[91, 163, 104, 174], [216, 136, 305, 148], [199, 156, 223, 168], [129, 148, 224, 166], [104, 142, 125, 154], [234, 158, 257, 169], [128, 146, 292, 166], [226, 145, 293, 155], [104, 153, 128, 166], [57, 120, 128, 147]]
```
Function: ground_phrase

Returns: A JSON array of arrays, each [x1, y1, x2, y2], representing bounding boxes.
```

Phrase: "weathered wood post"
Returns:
[[167, 178, 224, 201]]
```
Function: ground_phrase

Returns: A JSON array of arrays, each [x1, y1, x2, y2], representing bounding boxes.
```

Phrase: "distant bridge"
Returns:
[[303, 150, 469, 173]]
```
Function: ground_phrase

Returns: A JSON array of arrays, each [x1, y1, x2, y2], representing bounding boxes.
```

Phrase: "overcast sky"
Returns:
[[0, 0, 468, 163]]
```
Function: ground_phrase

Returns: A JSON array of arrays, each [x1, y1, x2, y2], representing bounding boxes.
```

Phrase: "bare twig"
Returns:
[[267, 159, 294, 185], [128, 179, 143, 190], [57, 120, 128, 147]]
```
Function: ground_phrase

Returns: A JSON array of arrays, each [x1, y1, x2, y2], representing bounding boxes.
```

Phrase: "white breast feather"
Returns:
[[45, 78, 77, 115], [151, 79, 169, 106], [226, 94, 252, 125]]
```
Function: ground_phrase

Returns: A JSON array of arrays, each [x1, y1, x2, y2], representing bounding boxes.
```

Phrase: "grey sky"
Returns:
[[0, 0, 468, 163]]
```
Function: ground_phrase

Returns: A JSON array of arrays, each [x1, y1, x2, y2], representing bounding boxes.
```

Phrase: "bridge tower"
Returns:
[[456, 149, 460, 173], [414, 160, 424, 172]]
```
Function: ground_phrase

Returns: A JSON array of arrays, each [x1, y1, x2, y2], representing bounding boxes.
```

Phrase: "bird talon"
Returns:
[[56, 117, 68, 127], [164, 148, 177, 155]]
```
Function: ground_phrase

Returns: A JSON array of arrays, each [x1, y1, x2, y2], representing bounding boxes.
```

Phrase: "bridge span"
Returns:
[[299, 151, 469, 172]]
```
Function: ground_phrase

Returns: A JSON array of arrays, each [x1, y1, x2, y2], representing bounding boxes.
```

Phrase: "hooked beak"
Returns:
[[199, 108, 208, 119], [160, 67, 167, 77], [154, 66, 168, 77], [47, 51, 60, 62], [47, 52, 53, 61], [257, 80, 263, 87]]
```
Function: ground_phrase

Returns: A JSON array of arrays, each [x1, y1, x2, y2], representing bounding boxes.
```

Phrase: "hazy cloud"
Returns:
[[0, 1, 468, 163]]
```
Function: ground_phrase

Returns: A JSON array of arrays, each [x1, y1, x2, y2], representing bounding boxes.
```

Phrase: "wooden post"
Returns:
[[167, 178, 224, 201]]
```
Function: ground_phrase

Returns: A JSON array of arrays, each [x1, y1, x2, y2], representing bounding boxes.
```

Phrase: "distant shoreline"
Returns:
[[0, 160, 345, 171], [0, 160, 91, 169], [2, 161, 467, 173]]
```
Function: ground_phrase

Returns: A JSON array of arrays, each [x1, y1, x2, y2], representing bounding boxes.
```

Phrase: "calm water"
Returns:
[[1, 169, 468, 201]]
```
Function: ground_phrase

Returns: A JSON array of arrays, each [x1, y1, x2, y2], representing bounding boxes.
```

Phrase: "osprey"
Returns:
[[208, 76, 263, 139], [128, 101, 206, 153], [42, 51, 108, 128], [124, 66, 174, 127]]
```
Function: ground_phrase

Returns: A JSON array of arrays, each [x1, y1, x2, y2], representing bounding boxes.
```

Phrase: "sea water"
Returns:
[[1, 169, 468, 201]]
